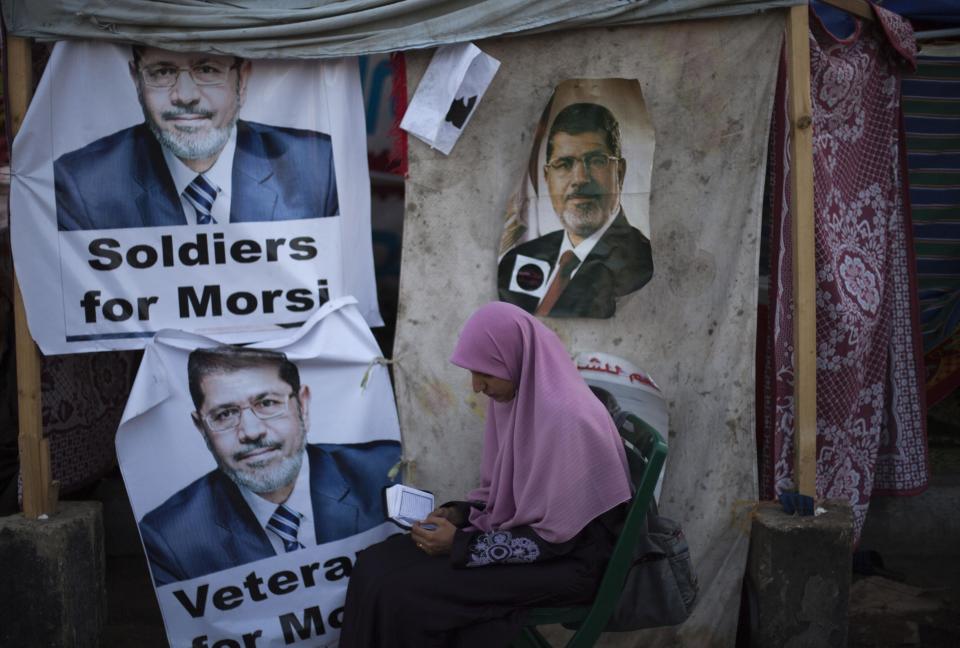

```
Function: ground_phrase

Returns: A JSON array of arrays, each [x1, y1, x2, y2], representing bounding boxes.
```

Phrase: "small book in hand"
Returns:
[[384, 484, 436, 530]]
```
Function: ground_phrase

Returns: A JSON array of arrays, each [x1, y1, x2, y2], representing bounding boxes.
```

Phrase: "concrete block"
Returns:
[[746, 500, 853, 648], [0, 501, 106, 648]]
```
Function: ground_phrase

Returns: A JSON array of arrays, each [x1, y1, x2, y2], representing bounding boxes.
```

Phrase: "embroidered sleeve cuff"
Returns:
[[460, 528, 544, 567]]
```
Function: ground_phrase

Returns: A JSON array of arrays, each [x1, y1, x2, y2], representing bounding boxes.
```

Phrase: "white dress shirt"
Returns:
[[160, 127, 237, 225], [238, 455, 318, 554], [537, 210, 619, 307]]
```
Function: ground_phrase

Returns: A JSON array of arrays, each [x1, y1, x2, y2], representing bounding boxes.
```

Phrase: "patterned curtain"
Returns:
[[761, 6, 929, 542]]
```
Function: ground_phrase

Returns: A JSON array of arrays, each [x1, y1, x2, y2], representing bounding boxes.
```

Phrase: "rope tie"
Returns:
[[360, 355, 401, 390]]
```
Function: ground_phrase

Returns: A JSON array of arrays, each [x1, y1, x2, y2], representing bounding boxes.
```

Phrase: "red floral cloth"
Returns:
[[42, 351, 140, 494], [762, 6, 928, 541]]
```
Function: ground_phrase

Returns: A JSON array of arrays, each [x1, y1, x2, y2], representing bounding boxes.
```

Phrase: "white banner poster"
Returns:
[[575, 351, 669, 501], [10, 41, 382, 355], [116, 298, 402, 646]]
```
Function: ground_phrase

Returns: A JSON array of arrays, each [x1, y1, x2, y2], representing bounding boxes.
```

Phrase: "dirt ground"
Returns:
[[848, 563, 960, 647]]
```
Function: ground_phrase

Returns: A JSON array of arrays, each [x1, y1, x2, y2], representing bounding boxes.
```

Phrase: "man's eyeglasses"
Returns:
[[545, 153, 621, 176], [139, 62, 239, 89], [202, 393, 295, 432]]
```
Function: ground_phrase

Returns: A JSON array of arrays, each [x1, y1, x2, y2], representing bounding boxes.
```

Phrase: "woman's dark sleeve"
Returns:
[[449, 525, 580, 568], [439, 500, 485, 528]]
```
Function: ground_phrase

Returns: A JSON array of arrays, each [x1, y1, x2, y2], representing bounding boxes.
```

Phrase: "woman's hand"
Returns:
[[411, 515, 456, 556], [430, 505, 466, 526]]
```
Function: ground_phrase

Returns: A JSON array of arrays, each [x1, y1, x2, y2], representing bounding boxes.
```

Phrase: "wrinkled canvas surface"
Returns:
[[393, 12, 783, 646]]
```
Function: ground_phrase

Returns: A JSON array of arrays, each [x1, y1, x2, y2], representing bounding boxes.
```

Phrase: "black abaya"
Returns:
[[339, 511, 620, 648]]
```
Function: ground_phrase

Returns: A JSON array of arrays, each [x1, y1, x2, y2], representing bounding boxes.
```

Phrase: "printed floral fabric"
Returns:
[[762, 6, 928, 542], [42, 352, 139, 494]]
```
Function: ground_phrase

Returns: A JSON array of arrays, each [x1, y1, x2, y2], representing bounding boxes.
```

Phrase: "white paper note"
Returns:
[[400, 43, 500, 155]]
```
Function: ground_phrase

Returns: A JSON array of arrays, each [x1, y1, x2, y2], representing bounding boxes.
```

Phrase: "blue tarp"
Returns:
[[814, 0, 960, 41]]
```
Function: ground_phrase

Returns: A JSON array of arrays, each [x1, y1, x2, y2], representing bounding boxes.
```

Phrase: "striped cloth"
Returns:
[[903, 55, 960, 405]]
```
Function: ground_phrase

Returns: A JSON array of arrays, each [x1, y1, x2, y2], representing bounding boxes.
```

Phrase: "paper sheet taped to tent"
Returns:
[[116, 298, 401, 647], [497, 79, 655, 319], [10, 41, 381, 354]]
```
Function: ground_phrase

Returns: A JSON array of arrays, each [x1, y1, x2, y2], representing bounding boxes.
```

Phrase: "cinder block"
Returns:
[[746, 500, 853, 648], [0, 501, 106, 647]]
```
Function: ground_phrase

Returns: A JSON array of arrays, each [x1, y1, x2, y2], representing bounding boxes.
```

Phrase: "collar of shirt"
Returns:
[[160, 125, 237, 224], [542, 207, 621, 296], [237, 452, 317, 553]]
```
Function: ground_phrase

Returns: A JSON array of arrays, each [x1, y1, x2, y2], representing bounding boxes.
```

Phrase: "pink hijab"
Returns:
[[449, 302, 631, 544]]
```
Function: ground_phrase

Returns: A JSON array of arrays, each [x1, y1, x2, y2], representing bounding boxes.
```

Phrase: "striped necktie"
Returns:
[[266, 504, 304, 553], [184, 174, 218, 224]]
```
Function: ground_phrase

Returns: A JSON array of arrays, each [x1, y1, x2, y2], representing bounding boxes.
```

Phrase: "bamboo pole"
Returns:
[[7, 36, 56, 517], [785, 6, 817, 497]]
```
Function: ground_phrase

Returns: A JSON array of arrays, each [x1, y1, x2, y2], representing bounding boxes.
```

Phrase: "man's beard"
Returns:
[[142, 96, 240, 161], [556, 181, 620, 239], [210, 422, 308, 495], [558, 199, 617, 239]]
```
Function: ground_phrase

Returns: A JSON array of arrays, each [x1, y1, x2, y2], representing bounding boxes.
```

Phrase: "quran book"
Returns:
[[384, 483, 435, 529]]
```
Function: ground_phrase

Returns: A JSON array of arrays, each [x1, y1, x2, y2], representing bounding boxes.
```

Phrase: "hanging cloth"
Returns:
[[902, 53, 960, 406], [761, 5, 928, 542]]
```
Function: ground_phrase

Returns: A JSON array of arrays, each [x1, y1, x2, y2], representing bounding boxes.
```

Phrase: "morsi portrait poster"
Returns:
[[497, 79, 655, 319], [117, 298, 401, 647], [10, 41, 381, 355]]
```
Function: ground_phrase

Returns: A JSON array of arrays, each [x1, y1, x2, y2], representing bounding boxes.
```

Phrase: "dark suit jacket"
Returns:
[[138, 440, 400, 586], [497, 211, 653, 318], [54, 120, 339, 231]]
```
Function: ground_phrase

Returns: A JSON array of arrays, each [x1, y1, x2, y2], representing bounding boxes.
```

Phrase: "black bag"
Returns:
[[604, 502, 699, 631]]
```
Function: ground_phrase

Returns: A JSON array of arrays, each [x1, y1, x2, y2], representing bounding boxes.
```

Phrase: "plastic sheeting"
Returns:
[[392, 11, 784, 646], [3, 0, 799, 59]]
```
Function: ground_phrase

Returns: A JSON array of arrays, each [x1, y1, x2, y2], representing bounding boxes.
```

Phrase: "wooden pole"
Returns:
[[7, 36, 56, 517], [785, 6, 817, 498]]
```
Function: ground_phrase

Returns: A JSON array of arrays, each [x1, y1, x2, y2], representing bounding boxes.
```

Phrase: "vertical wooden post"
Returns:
[[7, 36, 56, 517], [785, 6, 818, 497]]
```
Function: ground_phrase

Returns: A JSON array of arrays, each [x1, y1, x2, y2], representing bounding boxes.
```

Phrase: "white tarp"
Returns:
[[10, 41, 381, 355], [117, 298, 402, 646], [393, 12, 783, 645]]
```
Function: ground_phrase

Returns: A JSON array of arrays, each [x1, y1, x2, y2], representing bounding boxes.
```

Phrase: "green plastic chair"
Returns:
[[512, 414, 668, 648]]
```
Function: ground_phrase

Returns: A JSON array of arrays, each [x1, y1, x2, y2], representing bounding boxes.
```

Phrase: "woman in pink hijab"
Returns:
[[340, 302, 632, 647]]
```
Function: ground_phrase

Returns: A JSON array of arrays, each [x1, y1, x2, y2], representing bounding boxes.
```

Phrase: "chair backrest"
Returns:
[[567, 413, 668, 643]]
